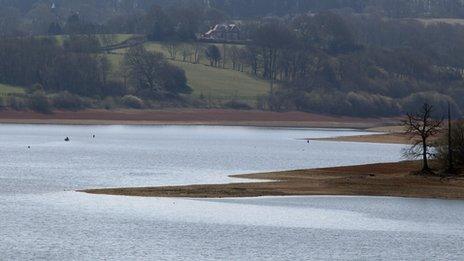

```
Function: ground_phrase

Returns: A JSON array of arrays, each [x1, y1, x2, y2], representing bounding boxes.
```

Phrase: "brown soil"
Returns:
[[81, 161, 464, 200], [0, 109, 398, 128], [307, 125, 411, 144], [309, 133, 410, 144], [308, 125, 442, 145]]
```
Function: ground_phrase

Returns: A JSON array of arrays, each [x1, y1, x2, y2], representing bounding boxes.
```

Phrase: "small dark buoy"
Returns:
[[93, 135, 95, 138], [307, 140, 310, 144], [64, 137, 70, 142], [27, 146, 30, 149]]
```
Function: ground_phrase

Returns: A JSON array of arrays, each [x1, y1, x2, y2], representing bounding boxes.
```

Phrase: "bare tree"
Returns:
[[403, 103, 443, 173], [0, 7, 21, 37], [240, 46, 259, 75], [229, 46, 241, 71], [118, 59, 131, 90], [124, 46, 165, 92], [162, 41, 179, 60], [222, 43, 227, 69], [192, 42, 203, 64], [434, 118, 464, 175], [179, 43, 194, 62], [448, 122, 464, 169], [252, 21, 295, 94], [205, 45, 222, 67], [123, 45, 190, 97]]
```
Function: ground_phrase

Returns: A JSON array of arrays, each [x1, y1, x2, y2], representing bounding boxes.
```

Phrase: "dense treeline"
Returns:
[[227, 12, 464, 117], [4, 0, 464, 36], [0, 37, 108, 96], [5, 0, 464, 19], [0, 36, 190, 112], [105, 4, 211, 41], [207, 0, 464, 18]]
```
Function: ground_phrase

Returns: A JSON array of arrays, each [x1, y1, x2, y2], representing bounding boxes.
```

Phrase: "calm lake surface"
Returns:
[[1, 124, 463, 260]]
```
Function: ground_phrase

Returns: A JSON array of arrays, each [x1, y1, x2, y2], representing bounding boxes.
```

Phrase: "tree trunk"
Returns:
[[422, 137, 429, 171], [222, 44, 226, 69], [447, 102, 454, 173]]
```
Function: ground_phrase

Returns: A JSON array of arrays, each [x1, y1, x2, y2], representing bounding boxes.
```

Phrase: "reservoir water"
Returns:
[[0, 125, 462, 260]]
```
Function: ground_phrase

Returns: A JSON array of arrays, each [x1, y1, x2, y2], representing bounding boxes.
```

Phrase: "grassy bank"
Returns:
[[81, 161, 464, 199], [49, 34, 136, 46]]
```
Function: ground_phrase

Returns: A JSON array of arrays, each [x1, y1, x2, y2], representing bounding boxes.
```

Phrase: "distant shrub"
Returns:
[[291, 90, 401, 117], [101, 97, 117, 110], [255, 95, 268, 110], [26, 83, 44, 95], [347, 92, 401, 117], [223, 100, 252, 110], [401, 91, 462, 118], [7, 96, 28, 111], [295, 90, 351, 115], [121, 95, 144, 109], [29, 91, 52, 114], [51, 91, 85, 111], [100, 81, 128, 97], [0, 97, 6, 109], [182, 96, 208, 108]]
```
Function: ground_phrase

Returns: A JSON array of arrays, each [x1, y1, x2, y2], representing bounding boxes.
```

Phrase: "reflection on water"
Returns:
[[1, 125, 462, 260]]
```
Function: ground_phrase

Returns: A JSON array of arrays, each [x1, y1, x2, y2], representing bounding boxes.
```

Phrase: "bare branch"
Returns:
[[403, 103, 443, 173]]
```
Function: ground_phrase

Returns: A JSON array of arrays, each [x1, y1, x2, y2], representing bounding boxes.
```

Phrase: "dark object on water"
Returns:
[[93, 135, 96, 138], [307, 140, 310, 144], [65, 137, 70, 142], [27, 146, 30, 149]]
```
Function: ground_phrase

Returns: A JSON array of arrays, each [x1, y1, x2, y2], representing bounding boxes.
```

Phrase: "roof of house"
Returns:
[[205, 24, 240, 36]]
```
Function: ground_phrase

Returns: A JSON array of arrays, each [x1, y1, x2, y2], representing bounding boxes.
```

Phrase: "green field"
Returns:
[[0, 83, 25, 95], [172, 61, 269, 101], [100, 34, 135, 43], [144, 42, 169, 56], [144, 41, 244, 68], [44, 34, 136, 46], [110, 41, 270, 102]]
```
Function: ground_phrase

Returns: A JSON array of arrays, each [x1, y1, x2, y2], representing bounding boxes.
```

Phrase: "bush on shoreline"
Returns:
[[223, 100, 253, 110], [51, 91, 86, 111], [29, 91, 52, 114], [121, 95, 144, 109], [434, 121, 464, 173]]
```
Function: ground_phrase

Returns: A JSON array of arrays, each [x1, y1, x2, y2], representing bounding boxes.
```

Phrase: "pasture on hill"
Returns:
[[3, 34, 269, 104], [108, 40, 269, 102]]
